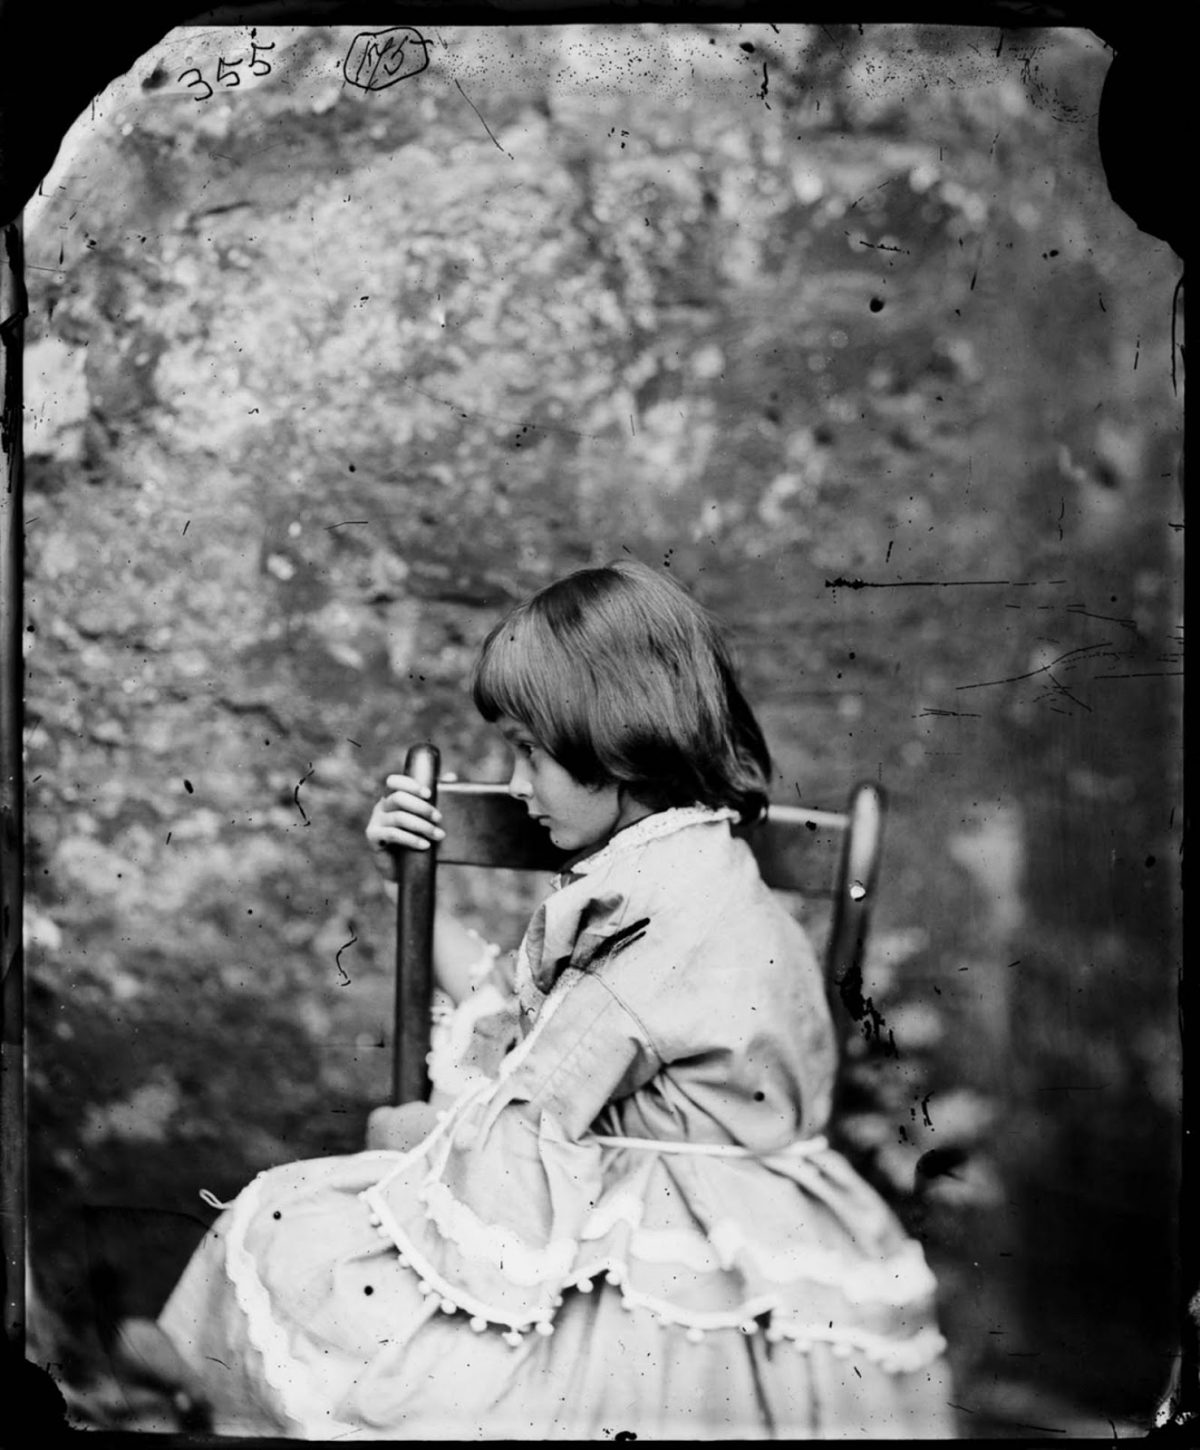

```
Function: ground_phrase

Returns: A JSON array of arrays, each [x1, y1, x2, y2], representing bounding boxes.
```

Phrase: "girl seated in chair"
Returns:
[[156, 560, 954, 1438]]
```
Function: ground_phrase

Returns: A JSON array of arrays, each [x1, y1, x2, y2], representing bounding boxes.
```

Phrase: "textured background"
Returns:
[[19, 22, 1182, 1432]]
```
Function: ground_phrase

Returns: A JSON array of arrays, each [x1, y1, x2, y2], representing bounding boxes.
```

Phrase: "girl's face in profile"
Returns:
[[498, 717, 646, 853]]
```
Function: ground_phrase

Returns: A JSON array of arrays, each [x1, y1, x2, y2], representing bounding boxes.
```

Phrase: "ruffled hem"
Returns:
[[360, 1094, 943, 1366], [219, 1169, 363, 1436], [170, 1164, 954, 1439], [356, 1182, 946, 1368]]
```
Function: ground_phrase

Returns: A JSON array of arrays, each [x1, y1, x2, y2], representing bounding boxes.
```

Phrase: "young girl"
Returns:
[[156, 560, 954, 1439]]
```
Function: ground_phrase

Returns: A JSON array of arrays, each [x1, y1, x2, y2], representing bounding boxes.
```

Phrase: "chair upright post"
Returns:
[[825, 782, 886, 1012], [392, 743, 440, 1105]]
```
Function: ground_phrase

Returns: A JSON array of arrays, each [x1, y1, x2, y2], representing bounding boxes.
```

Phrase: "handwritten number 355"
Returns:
[[179, 42, 274, 101]]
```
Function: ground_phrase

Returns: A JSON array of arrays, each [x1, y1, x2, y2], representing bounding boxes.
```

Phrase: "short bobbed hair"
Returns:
[[471, 560, 772, 822]]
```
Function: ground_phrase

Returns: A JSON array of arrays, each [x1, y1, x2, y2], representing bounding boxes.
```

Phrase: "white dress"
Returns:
[[158, 808, 954, 1438]]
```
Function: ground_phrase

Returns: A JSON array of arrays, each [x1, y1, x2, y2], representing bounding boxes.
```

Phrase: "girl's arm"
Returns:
[[431, 910, 499, 1005], [367, 773, 500, 1006]]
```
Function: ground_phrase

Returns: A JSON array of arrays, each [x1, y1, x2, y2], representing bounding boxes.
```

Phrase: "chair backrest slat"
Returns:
[[733, 806, 846, 897], [436, 784, 851, 897], [436, 784, 568, 874]]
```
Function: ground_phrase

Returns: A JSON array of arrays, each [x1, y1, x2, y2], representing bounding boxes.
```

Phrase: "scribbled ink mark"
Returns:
[[454, 79, 512, 157], [343, 28, 430, 90], [335, 933, 357, 986], [826, 576, 1066, 590], [294, 764, 315, 825], [915, 1145, 969, 1186]]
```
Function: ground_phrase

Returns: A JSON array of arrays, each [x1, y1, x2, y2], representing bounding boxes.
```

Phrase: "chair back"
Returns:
[[390, 743, 885, 1103]]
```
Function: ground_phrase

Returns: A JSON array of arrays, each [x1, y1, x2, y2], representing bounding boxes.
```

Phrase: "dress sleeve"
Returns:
[[486, 961, 663, 1136], [361, 932, 663, 1335]]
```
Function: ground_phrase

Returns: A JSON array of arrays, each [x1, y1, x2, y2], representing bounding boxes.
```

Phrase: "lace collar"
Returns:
[[555, 805, 739, 883]]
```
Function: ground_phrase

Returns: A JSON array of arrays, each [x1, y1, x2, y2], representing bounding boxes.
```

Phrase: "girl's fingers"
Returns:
[[373, 810, 444, 841], [371, 823, 446, 852], [378, 787, 442, 822], [370, 774, 448, 852], [376, 829, 436, 851], [384, 773, 435, 799], [369, 822, 441, 851]]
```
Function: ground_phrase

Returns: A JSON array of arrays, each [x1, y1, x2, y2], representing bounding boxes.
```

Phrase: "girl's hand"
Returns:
[[366, 773, 446, 867]]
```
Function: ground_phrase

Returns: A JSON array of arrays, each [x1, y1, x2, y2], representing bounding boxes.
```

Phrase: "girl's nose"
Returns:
[[508, 759, 532, 801]]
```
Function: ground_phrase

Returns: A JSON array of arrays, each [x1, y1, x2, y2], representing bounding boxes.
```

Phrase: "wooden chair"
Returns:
[[388, 743, 885, 1106]]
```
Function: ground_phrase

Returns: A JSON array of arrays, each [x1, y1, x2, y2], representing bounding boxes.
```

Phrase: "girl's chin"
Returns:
[[548, 827, 611, 855]]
